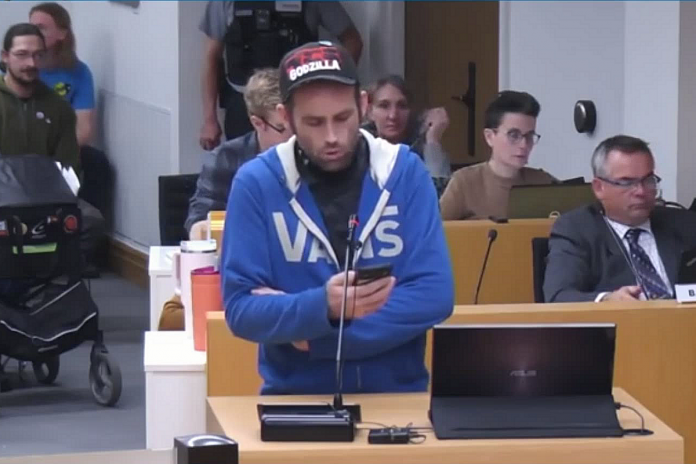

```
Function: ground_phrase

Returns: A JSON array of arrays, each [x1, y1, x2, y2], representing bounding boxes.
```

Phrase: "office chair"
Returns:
[[158, 174, 199, 246], [531, 237, 550, 303], [561, 176, 585, 185]]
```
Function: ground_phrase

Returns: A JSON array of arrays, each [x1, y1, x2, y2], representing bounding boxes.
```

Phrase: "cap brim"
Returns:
[[283, 75, 357, 101]]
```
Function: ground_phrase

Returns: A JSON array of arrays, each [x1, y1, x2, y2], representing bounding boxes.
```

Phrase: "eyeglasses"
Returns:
[[9, 50, 45, 61], [257, 115, 286, 134], [493, 128, 541, 146], [597, 173, 662, 191]]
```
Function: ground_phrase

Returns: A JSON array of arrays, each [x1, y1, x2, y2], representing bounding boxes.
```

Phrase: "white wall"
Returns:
[[177, 1, 207, 175], [70, 1, 180, 250], [500, 1, 626, 183], [500, 0, 696, 203], [677, 1, 696, 206], [0, 1, 43, 30], [340, 1, 404, 86], [623, 2, 680, 202]]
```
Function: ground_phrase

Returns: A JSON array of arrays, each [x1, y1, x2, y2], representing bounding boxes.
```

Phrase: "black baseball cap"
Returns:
[[279, 41, 359, 102]]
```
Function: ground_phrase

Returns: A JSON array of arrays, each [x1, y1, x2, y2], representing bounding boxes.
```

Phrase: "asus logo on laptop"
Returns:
[[509, 369, 537, 378]]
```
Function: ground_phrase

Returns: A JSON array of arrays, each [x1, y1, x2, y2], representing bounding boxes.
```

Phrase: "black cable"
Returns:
[[356, 421, 390, 430], [615, 402, 653, 436]]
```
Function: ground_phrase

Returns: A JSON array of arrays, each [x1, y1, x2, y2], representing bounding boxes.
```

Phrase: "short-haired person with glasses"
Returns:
[[186, 68, 291, 239], [544, 135, 696, 303], [439, 90, 556, 220]]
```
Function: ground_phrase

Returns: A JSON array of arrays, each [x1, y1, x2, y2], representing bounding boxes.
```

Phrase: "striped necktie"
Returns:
[[624, 228, 671, 299]]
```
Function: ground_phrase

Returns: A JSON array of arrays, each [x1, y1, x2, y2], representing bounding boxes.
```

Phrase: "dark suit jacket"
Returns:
[[184, 131, 259, 233], [543, 204, 696, 302]]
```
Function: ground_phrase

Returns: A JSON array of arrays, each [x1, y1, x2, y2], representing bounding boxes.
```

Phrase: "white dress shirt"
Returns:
[[595, 218, 671, 302]]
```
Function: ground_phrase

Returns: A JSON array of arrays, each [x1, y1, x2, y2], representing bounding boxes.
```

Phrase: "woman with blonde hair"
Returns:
[[364, 75, 451, 196]]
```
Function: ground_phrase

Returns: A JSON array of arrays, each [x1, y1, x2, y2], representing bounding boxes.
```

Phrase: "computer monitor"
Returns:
[[429, 323, 622, 439], [508, 183, 596, 219], [431, 323, 616, 397]]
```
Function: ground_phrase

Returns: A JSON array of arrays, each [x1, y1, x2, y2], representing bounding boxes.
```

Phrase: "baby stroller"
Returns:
[[0, 155, 121, 406]]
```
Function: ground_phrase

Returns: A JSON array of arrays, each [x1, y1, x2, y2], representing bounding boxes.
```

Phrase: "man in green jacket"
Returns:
[[0, 22, 79, 172]]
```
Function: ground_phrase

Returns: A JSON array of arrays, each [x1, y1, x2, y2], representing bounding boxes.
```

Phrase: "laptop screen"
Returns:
[[432, 324, 616, 397], [508, 183, 596, 219]]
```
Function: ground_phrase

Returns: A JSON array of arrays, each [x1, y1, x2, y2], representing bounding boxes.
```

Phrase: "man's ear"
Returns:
[[359, 89, 368, 121], [249, 114, 264, 132], [591, 177, 605, 201]]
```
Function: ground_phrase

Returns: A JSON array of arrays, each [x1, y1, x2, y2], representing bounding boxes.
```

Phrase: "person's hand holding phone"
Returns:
[[326, 271, 395, 320]]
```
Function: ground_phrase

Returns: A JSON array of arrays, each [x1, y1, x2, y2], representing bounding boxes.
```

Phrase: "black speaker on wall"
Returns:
[[574, 100, 597, 134]]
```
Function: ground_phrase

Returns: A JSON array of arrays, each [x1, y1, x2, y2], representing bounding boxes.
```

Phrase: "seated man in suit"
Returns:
[[544, 135, 696, 303], [186, 68, 291, 239]]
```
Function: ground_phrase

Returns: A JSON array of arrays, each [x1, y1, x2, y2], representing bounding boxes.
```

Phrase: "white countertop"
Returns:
[[148, 246, 179, 276], [143, 331, 206, 372]]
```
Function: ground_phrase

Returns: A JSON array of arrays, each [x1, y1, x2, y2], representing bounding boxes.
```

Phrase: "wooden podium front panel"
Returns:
[[206, 312, 262, 396], [440, 301, 696, 463], [207, 389, 682, 464], [443, 219, 553, 305]]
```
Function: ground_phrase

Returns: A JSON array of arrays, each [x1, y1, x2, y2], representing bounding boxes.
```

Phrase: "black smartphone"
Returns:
[[355, 264, 393, 286]]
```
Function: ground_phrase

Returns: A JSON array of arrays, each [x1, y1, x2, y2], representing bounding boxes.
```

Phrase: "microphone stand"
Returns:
[[334, 214, 358, 410], [257, 215, 361, 442], [473, 229, 498, 304]]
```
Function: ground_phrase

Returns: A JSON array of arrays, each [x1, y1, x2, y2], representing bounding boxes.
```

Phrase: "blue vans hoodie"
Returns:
[[221, 130, 454, 394]]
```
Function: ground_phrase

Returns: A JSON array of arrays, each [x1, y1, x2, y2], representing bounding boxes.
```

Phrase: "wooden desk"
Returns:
[[206, 388, 682, 464], [443, 219, 553, 305], [207, 311, 261, 396], [206, 214, 554, 305], [0, 450, 173, 464]]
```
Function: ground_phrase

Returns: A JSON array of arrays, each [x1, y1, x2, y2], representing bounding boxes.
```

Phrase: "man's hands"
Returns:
[[326, 271, 396, 320], [424, 107, 449, 144], [250, 271, 396, 352], [251, 287, 309, 351], [200, 118, 222, 151], [189, 220, 209, 241], [601, 286, 642, 302]]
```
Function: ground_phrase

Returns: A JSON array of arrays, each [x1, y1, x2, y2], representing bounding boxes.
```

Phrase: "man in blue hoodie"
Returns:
[[221, 41, 454, 395]]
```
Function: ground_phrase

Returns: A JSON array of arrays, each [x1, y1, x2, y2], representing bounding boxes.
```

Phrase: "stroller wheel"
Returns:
[[33, 356, 60, 385], [89, 352, 122, 407]]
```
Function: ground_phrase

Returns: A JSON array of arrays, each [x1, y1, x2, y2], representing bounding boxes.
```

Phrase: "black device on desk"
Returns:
[[429, 323, 623, 439], [508, 183, 595, 219]]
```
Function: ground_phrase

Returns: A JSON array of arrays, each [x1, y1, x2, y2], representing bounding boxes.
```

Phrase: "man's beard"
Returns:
[[8, 66, 38, 88]]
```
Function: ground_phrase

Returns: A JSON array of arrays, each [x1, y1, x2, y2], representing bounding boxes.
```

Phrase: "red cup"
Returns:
[[191, 266, 223, 351]]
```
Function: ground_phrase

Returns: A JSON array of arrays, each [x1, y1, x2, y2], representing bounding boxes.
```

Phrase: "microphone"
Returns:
[[256, 215, 362, 442], [334, 214, 359, 410], [473, 229, 498, 304]]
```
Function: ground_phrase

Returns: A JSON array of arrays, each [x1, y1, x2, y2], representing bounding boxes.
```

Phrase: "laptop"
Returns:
[[677, 248, 696, 284], [508, 183, 596, 219], [429, 324, 623, 439]]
